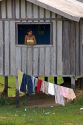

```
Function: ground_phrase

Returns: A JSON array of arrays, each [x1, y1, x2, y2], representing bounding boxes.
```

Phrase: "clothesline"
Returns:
[[18, 70, 76, 106]]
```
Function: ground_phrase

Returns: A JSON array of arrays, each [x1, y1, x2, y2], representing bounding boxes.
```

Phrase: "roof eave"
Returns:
[[26, 0, 81, 22]]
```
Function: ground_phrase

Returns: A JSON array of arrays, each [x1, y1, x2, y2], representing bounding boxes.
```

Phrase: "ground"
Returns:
[[0, 76, 83, 125]]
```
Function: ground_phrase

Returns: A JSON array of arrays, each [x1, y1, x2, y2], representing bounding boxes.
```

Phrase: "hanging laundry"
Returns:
[[55, 84, 65, 106], [41, 81, 48, 95], [26, 75, 33, 95], [44, 81, 49, 95], [37, 79, 43, 93], [35, 78, 38, 87], [20, 74, 27, 93], [60, 86, 76, 100], [40, 81, 45, 93], [57, 75, 64, 85], [48, 83, 55, 96], [31, 76, 36, 93], [20, 74, 33, 95], [17, 70, 23, 90]]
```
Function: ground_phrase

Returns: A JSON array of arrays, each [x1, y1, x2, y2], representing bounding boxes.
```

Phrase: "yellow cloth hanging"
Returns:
[[17, 70, 23, 88], [57, 75, 64, 85]]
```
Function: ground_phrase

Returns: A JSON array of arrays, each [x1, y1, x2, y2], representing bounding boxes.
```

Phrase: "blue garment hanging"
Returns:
[[26, 75, 33, 95], [20, 74, 27, 92]]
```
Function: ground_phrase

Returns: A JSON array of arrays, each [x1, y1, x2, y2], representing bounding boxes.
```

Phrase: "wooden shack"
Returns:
[[0, 0, 83, 91]]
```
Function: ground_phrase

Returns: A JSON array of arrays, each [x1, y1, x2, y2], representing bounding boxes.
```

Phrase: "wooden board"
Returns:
[[45, 47, 51, 76], [33, 4, 38, 18], [1, 0, 6, 18], [27, 47, 33, 75], [79, 21, 83, 75], [39, 47, 45, 75], [10, 21, 16, 75], [7, 0, 12, 18], [16, 47, 21, 73], [21, 0, 26, 18], [0, 21, 3, 75], [16, 0, 20, 19], [70, 21, 75, 75], [75, 22, 80, 76], [57, 20, 63, 75], [21, 47, 27, 73], [27, 2, 32, 19], [50, 47, 56, 75], [50, 20, 57, 75], [33, 47, 39, 76], [62, 21, 70, 75], [45, 10, 50, 22], [4, 21, 10, 76]]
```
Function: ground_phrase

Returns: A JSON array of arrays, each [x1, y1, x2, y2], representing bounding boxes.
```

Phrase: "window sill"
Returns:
[[16, 44, 53, 48]]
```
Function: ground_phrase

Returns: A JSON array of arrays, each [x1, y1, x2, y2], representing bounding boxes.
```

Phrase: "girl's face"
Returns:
[[28, 31, 32, 36]]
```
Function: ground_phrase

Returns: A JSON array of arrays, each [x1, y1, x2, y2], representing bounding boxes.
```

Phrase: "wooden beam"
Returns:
[[71, 76, 75, 90], [3, 76, 8, 97]]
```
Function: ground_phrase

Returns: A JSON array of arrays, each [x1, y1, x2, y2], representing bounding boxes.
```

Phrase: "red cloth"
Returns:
[[37, 79, 43, 93]]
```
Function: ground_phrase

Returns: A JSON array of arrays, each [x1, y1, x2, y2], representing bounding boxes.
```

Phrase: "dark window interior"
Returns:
[[17, 24, 51, 45]]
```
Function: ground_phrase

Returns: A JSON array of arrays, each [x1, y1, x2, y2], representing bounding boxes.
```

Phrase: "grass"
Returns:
[[0, 76, 83, 125], [0, 98, 83, 125]]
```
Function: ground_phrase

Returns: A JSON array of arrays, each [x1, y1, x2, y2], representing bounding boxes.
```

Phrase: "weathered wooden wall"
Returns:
[[0, 0, 82, 77]]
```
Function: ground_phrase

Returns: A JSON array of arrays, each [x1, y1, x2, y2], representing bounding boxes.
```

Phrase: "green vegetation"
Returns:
[[0, 76, 83, 125]]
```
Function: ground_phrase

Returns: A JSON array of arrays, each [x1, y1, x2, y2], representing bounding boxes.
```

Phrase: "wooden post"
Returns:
[[3, 76, 8, 97], [71, 76, 75, 90], [16, 76, 19, 108]]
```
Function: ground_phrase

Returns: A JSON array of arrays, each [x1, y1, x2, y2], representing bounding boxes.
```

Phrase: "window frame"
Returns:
[[15, 22, 53, 46]]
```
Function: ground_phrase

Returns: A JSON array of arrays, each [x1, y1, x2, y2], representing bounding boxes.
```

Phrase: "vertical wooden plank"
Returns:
[[51, 47, 56, 76], [33, 4, 38, 22], [45, 47, 51, 76], [0, 2, 1, 18], [10, 21, 16, 75], [7, 0, 12, 18], [70, 21, 75, 75], [21, 47, 27, 74], [57, 20, 63, 75], [0, 46, 3, 75], [33, 47, 39, 76], [45, 9, 50, 22], [21, 0, 26, 18], [62, 21, 70, 75], [71, 76, 75, 90], [75, 22, 80, 76], [4, 76, 8, 97], [51, 20, 57, 75], [45, 10, 50, 18], [12, 0, 15, 18], [27, 47, 33, 75], [80, 21, 83, 75], [39, 7, 44, 21], [16, 47, 21, 72], [26, 2, 32, 19], [0, 21, 3, 75], [39, 47, 45, 76], [52, 12, 56, 18], [4, 21, 10, 76], [15, 0, 20, 19], [1, 0, 6, 18]]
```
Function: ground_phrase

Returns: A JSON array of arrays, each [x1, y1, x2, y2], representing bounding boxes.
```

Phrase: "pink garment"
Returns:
[[60, 86, 76, 100]]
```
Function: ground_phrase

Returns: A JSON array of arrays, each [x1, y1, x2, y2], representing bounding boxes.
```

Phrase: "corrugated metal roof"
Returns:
[[26, 0, 83, 22]]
